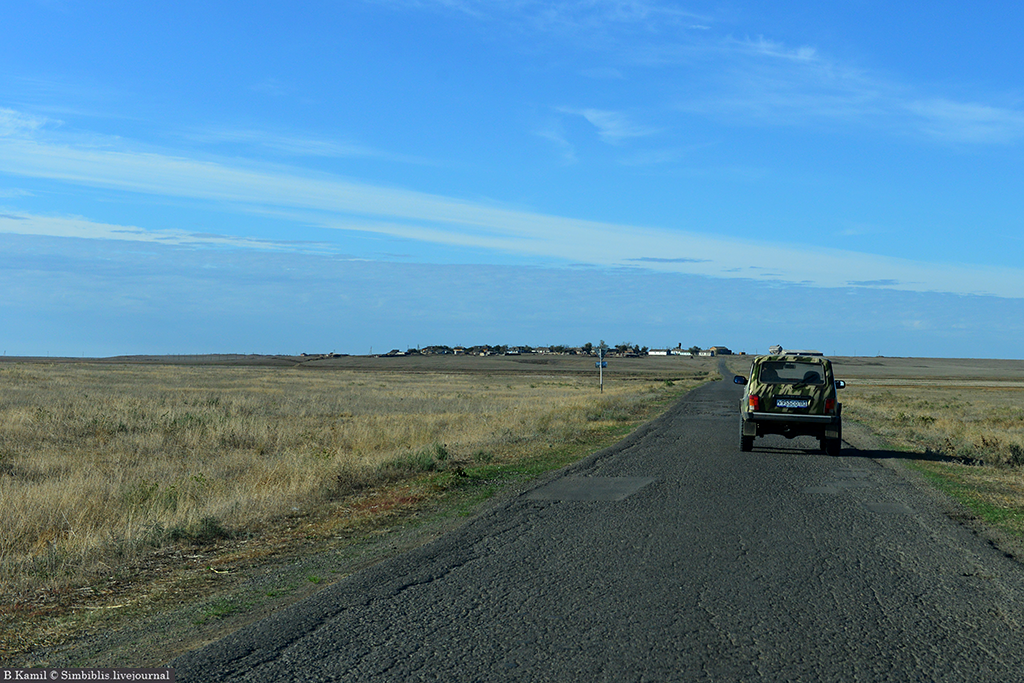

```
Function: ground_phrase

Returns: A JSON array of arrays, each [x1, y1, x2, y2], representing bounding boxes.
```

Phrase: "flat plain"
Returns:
[[0, 353, 714, 665], [4, 353, 1024, 667], [174, 354, 1024, 681]]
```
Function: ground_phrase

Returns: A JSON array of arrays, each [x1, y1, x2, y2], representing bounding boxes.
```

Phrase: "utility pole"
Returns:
[[595, 341, 608, 393]]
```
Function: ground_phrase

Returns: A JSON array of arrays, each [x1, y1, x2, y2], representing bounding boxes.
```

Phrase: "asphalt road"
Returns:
[[172, 371, 1024, 681]]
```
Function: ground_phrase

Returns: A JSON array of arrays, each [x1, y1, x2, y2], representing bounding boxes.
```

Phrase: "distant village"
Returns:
[[360, 344, 739, 358]]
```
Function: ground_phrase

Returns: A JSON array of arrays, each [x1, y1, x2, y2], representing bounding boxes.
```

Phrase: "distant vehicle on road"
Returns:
[[733, 354, 845, 455]]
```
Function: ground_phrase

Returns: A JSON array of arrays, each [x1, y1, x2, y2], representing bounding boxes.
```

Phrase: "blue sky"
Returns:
[[2, 1, 1023, 358]]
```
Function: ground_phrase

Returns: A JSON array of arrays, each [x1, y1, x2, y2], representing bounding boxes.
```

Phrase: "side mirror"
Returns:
[[835, 380, 846, 389], [733, 376, 748, 385]]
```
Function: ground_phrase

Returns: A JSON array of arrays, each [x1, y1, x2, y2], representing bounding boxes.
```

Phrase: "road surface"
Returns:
[[172, 371, 1024, 681]]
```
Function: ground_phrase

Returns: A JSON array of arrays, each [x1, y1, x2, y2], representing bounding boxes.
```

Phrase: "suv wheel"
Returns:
[[824, 438, 841, 456], [740, 434, 754, 452]]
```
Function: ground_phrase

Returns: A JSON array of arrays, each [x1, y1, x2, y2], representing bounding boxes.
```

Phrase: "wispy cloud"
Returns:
[[628, 256, 709, 264], [837, 222, 880, 237], [407, 0, 712, 32], [0, 212, 349, 255], [534, 125, 577, 163], [2, 122, 1024, 299], [733, 35, 819, 62], [249, 77, 290, 97], [182, 127, 435, 164], [383, 1, 1024, 148], [0, 107, 49, 135], [672, 36, 1024, 145], [558, 107, 660, 143], [675, 37, 889, 125], [848, 279, 905, 288], [904, 99, 1024, 144], [389, 0, 1024, 147]]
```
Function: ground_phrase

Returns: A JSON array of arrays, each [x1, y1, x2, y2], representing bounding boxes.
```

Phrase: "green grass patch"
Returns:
[[264, 583, 298, 599], [907, 461, 1024, 536], [195, 597, 241, 624]]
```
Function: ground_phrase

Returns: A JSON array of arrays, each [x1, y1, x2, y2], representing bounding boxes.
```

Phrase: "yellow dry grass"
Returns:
[[842, 383, 1024, 466], [0, 361, 702, 601]]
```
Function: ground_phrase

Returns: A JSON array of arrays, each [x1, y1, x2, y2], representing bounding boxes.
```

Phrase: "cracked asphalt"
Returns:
[[171, 372, 1024, 681]]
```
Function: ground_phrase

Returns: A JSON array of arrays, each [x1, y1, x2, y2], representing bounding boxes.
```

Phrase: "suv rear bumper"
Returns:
[[745, 412, 838, 424], [742, 411, 841, 439]]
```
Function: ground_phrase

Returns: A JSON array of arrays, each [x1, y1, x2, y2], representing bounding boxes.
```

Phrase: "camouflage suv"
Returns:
[[733, 354, 845, 455]]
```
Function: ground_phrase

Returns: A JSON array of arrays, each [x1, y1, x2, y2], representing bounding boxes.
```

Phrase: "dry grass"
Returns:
[[0, 361, 706, 604], [842, 384, 1024, 467], [839, 378, 1024, 545]]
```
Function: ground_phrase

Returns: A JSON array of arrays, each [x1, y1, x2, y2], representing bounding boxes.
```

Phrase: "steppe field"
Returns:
[[0, 353, 714, 663], [4, 352, 1024, 666]]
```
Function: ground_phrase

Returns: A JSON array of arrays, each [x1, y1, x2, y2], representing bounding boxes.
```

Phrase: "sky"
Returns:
[[2, 1, 1024, 358]]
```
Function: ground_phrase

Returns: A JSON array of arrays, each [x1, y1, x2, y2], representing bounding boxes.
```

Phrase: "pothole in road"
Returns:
[[525, 476, 657, 502], [863, 501, 914, 514]]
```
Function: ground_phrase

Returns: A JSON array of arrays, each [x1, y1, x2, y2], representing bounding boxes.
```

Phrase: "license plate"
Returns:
[[776, 398, 810, 409]]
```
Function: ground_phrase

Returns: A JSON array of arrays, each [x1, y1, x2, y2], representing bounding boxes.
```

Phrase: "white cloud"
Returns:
[[558, 107, 660, 142], [423, 0, 712, 32], [675, 36, 1024, 145], [534, 126, 577, 163], [386, 0, 1024, 147], [0, 212, 346, 254], [734, 36, 819, 62], [905, 99, 1024, 144], [3, 111, 1024, 298], [182, 127, 436, 165], [0, 108, 49, 136]]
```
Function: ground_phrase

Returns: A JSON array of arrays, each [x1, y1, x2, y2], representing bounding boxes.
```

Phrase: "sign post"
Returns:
[[595, 347, 606, 393]]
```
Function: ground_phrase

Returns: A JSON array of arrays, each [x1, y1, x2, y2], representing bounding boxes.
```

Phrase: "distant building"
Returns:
[[421, 345, 453, 355]]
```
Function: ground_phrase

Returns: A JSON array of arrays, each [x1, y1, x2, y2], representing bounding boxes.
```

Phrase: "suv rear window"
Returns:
[[757, 361, 825, 385]]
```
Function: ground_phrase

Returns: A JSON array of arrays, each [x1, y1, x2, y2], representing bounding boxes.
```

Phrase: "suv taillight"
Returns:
[[825, 397, 835, 411], [748, 395, 760, 411]]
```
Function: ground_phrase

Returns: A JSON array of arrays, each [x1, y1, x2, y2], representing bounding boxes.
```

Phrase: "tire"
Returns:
[[825, 438, 841, 456], [740, 434, 754, 452]]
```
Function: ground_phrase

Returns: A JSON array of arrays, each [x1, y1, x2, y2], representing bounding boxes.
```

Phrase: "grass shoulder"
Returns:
[[905, 460, 1024, 537], [841, 378, 1024, 546]]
